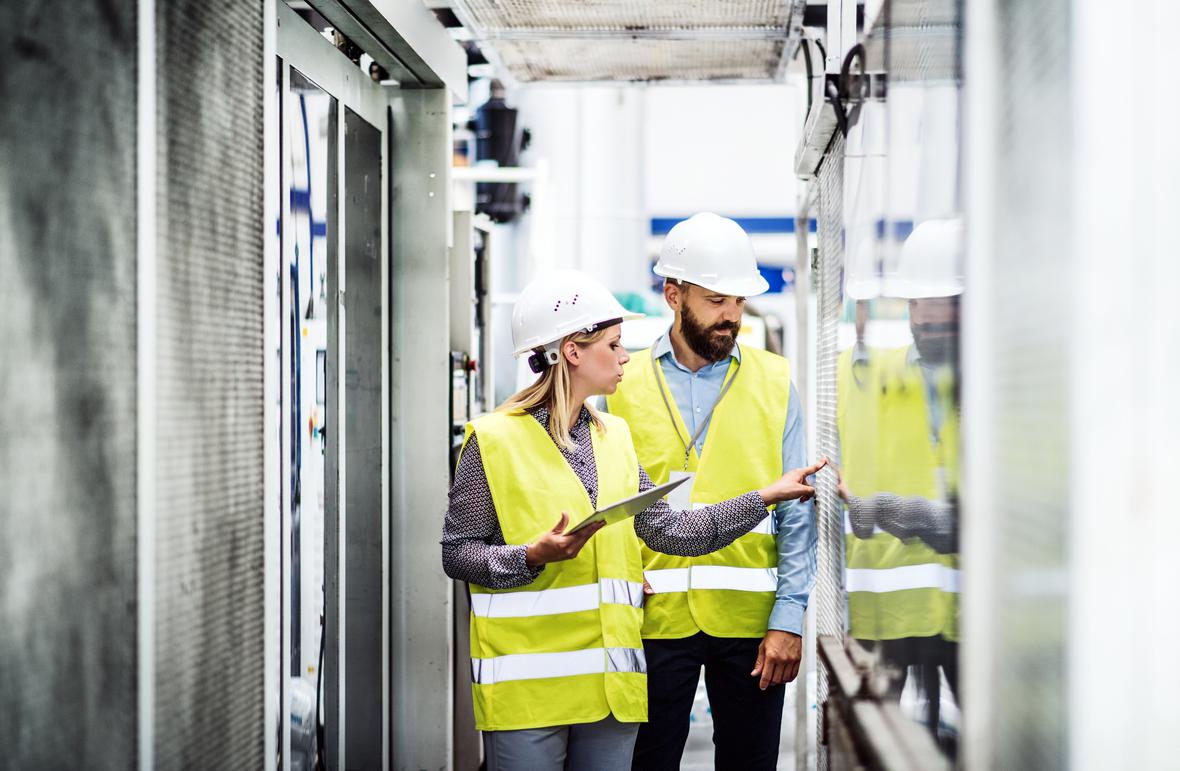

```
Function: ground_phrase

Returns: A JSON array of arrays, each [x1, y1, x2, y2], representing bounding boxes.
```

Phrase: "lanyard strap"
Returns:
[[650, 345, 740, 470]]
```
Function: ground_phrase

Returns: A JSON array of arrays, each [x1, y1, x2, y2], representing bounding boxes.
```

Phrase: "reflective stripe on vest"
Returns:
[[845, 564, 961, 594], [471, 646, 647, 685], [838, 345, 960, 642], [470, 579, 645, 618], [644, 566, 777, 594], [462, 410, 647, 731], [606, 344, 791, 639]]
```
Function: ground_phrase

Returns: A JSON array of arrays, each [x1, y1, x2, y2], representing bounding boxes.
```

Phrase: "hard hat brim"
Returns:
[[881, 278, 964, 299], [511, 310, 645, 358], [655, 269, 770, 298], [844, 278, 881, 301]]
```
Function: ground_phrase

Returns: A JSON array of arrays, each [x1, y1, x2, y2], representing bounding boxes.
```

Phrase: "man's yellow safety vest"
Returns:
[[463, 409, 647, 731], [837, 345, 960, 642], [606, 345, 790, 639]]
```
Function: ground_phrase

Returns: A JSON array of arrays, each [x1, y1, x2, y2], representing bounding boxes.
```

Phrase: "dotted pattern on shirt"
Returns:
[[847, 492, 957, 554], [441, 406, 769, 590]]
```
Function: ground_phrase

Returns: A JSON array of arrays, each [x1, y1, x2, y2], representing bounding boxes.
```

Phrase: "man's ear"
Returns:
[[562, 339, 581, 366], [663, 280, 684, 312]]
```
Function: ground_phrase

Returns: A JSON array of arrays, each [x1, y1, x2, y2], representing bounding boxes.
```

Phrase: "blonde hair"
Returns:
[[499, 327, 609, 451]]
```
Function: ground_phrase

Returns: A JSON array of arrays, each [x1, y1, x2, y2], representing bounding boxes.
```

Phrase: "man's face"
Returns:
[[669, 282, 745, 362], [909, 297, 960, 365]]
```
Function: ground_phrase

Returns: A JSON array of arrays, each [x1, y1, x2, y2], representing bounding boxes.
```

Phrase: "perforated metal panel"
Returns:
[[463, 0, 793, 31], [494, 38, 787, 82], [153, 1, 266, 767], [864, 0, 958, 82], [457, 0, 801, 82], [984, 1, 1070, 767], [812, 132, 846, 771], [0, 2, 138, 767]]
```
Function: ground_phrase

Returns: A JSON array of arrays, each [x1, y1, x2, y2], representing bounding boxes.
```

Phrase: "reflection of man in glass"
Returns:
[[836, 219, 962, 748]]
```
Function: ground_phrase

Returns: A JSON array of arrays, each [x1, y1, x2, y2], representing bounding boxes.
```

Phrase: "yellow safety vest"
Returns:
[[463, 409, 646, 731], [606, 345, 789, 639], [837, 345, 960, 642]]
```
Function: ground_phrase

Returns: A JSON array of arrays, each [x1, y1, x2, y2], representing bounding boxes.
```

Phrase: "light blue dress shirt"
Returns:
[[642, 331, 816, 637]]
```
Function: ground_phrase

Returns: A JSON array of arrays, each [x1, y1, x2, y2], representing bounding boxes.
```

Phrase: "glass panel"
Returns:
[[838, 0, 964, 758], [283, 68, 334, 751]]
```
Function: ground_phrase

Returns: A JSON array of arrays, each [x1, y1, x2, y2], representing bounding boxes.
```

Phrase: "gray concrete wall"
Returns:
[[0, 2, 140, 768]]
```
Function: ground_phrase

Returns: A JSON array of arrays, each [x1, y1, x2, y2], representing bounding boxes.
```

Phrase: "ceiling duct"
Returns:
[[451, 0, 807, 83]]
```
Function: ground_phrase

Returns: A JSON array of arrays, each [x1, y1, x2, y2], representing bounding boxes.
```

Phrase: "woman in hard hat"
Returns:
[[441, 269, 825, 771]]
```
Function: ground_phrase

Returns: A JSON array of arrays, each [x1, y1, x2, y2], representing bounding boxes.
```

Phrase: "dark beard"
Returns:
[[911, 323, 959, 366], [681, 304, 739, 362]]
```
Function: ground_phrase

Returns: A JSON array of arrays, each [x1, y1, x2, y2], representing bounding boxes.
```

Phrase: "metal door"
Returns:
[[275, 3, 389, 769]]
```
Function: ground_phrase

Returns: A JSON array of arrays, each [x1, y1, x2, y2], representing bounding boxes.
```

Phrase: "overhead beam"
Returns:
[[305, 0, 468, 100]]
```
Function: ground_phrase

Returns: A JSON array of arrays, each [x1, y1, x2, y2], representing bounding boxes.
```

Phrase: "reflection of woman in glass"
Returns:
[[442, 270, 823, 770], [838, 476, 957, 555]]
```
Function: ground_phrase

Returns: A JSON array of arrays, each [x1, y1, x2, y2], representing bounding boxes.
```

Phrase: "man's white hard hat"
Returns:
[[883, 218, 965, 299], [844, 235, 882, 301], [654, 213, 770, 297], [512, 270, 644, 368]]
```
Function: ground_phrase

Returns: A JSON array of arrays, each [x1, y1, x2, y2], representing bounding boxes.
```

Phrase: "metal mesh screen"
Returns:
[[864, 0, 958, 82], [493, 38, 786, 82], [153, 1, 266, 767], [462, 0, 792, 31], [985, 1, 1071, 766], [0, 2, 138, 767], [812, 131, 846, 771], [458, 0, 797, 81]]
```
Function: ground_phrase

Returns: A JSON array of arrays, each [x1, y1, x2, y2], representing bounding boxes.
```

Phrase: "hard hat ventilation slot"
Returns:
[[553, 293, 580, 312]]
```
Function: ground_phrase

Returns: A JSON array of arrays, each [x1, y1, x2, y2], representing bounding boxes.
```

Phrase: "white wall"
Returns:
[[472, 77, 812, 397], [491, 79, 809, 295], [644, 83, 803, 218]]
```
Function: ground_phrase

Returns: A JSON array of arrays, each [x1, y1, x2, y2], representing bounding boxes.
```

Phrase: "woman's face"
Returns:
[[570, 326, 630, 395]]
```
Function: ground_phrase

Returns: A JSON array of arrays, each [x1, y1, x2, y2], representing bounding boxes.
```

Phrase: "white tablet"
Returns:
[[565, 476, 692, 534]]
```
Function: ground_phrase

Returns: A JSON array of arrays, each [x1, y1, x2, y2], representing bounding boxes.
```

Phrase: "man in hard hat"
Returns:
[[836, 218, 963, 745], [606, 213, 815, 770]]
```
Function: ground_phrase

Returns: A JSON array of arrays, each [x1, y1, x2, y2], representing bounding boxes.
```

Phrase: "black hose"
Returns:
[[314, 598, 327, 771], [826, 78, 849, 138], [839, 43, 867, 102], [794, 37, 815, 117]]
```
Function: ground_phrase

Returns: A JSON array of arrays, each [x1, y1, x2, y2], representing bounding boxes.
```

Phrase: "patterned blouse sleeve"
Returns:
[[632, 464, 770, 557], [441, 433, 543, 589]]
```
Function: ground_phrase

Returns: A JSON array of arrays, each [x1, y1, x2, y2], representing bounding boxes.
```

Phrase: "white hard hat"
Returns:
[[654, 213, 770, 297], [844, 235, 882, 300], [883, 218, 965, 299], [512, 270, 644, 371]]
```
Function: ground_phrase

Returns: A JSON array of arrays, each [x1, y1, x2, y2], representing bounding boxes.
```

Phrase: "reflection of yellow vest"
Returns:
[[606, 346, 789, 639], [837, 346, 960, 642], [464, 410, 645, 731]]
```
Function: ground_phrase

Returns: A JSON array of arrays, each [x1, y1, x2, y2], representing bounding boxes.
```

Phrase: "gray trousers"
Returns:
[[484, 715, 639, 771]]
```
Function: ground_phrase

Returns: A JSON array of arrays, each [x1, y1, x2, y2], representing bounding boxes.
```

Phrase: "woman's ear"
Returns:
[[562, 338, 580, 367]]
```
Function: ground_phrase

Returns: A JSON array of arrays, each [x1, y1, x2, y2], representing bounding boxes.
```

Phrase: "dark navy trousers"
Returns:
[[632, 632, 785, 771]]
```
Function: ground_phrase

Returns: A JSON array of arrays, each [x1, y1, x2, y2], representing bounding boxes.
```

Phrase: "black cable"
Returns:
[[313, 593, 327, 771], [794, 37, 815, 117], [826, 78, 849, 138], [839, 43, 867, 102]]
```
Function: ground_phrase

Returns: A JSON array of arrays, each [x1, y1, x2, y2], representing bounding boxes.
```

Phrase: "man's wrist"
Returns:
[[768, 600, 805, 637]]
